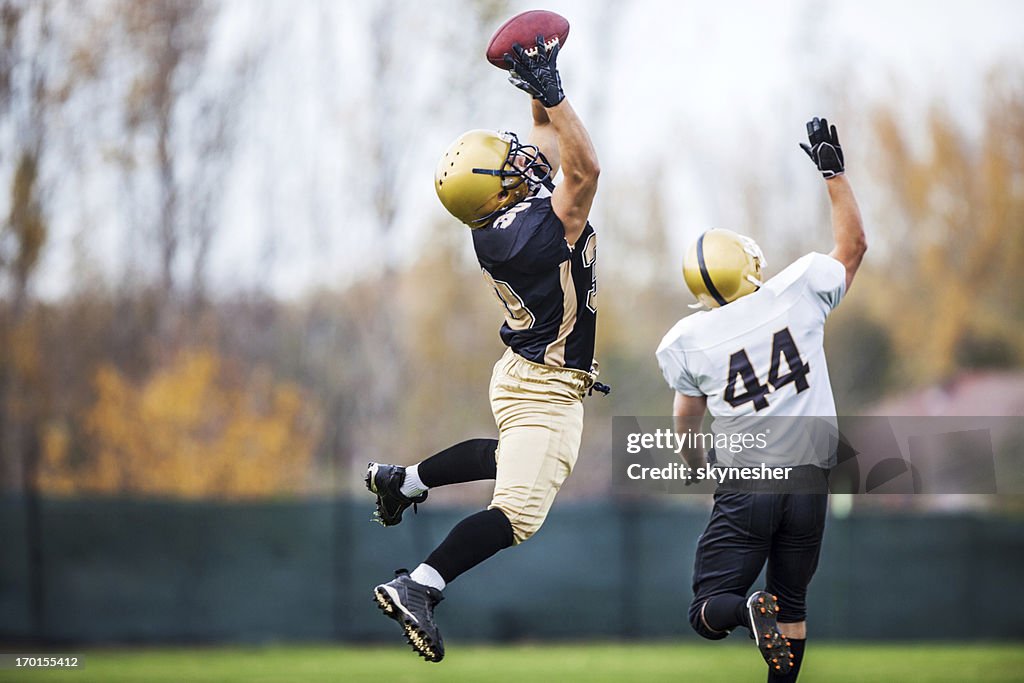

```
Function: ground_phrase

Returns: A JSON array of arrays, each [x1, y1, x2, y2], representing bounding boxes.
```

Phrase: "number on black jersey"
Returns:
[[580, 232, 597, 313], [724, 327, 810, 411], [492, 201, 532, 230]]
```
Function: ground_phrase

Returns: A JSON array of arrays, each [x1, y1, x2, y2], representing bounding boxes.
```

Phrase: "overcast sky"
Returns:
[[35, 0, 1024, 299]]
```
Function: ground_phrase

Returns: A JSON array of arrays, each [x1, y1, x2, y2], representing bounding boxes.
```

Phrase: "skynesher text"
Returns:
[[627, 463, 792, 482]]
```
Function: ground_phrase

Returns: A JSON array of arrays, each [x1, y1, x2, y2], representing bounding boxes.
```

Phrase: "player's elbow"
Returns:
[[845, 235, 867, 263], [566, 157, 600, 186], [573, 142, 601, 179], [853, 230, 867, 257], [838, 231, 867, 263]]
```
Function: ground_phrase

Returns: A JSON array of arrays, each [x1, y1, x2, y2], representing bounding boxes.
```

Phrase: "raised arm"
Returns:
[[505, 38, 599, 246], [545, 99, 599, 246], [825, 176, 866, 290], [528, 99, 561, 177], [800, 117, 867, 290]]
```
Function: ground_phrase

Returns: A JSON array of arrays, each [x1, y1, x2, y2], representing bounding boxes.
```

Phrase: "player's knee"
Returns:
[[688, 599, 730, 641], [488, 503, 542, 545], [509, 515, 543, 544]]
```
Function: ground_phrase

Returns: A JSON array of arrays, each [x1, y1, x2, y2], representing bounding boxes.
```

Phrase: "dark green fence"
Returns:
[[1, 496, 1022, 643]]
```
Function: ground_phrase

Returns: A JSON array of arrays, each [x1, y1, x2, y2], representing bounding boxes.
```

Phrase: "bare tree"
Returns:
[[114, 0, 254, 319], [0, 1, 57, 492]]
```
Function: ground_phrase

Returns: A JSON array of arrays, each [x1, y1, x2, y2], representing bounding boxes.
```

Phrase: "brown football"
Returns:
[[485, 10, 570, 70]]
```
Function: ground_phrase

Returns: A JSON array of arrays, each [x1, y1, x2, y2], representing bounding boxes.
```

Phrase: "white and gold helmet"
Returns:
[[435, 129, 551, 229], [683, 229, 766, 308]]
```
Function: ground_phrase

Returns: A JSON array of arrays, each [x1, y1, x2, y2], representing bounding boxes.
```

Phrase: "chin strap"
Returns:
[[536, 152, 556, 192]]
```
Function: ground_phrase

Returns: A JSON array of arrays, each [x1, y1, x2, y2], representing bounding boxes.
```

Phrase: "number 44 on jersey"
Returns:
[[724, 327, 810, 411]]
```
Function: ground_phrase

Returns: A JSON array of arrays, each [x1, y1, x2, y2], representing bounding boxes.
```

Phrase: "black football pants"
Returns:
[[689, 490, 828, 636]]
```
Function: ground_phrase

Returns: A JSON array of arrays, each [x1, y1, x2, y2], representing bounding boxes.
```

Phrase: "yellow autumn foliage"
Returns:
[[38, 349, 322, 499], [868, 80, 1024, 384]]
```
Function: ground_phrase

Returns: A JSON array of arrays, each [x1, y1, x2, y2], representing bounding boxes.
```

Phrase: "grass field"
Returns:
[[2, 642, 1022, 683]]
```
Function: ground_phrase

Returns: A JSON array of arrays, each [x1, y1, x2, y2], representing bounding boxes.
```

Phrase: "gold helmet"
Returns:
[[683, 229, 766, 308], [435, 129, 551, 229]]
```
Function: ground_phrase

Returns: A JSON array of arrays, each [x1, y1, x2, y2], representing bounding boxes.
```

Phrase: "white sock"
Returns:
[[409, 563, 446, 591], [400, 464, 428, 498]]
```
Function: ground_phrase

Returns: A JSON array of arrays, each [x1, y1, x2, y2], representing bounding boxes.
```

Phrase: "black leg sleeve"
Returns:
[[424, 508, 514, 584], [418, 438, 498, 487], [691, 593, 749, 637], [708, 593, 749, 634], [768, 638, 806, 682]]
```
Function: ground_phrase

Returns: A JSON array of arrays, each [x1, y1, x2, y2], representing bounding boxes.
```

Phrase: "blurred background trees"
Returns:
[[39, 348, 321, 497], [0, 0, 1021, 502]]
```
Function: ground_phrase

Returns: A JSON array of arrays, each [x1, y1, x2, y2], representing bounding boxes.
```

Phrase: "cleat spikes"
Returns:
[[747, 590, 792, 675], [373, 570, 445, 662]]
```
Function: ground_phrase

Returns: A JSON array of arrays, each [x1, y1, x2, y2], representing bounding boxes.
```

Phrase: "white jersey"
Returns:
[[657, 252, 846, 417]]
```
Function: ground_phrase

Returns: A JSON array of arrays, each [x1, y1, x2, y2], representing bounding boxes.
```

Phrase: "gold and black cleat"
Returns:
[[373, 569, 445, 663], [746, 591, 793, 675]]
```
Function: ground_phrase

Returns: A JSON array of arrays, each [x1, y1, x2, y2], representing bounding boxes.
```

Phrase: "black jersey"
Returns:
[[472, 195, 597, 371]]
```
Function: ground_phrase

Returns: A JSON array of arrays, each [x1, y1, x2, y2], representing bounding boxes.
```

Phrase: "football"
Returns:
[[486, 10, 570, 69]]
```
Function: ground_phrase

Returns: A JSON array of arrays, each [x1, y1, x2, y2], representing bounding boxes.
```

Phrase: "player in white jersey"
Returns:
[[656, 118, 866, 682], [658, 248, 845, 470], [658, 249, 845, 419]]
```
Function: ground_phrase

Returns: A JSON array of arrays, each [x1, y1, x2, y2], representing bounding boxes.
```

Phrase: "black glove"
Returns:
[[503, 35, 564, 108], [799, 117, 845, 178]]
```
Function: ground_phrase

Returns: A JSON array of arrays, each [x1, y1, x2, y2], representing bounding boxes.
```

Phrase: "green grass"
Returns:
[[3, 642, 1022, 683]]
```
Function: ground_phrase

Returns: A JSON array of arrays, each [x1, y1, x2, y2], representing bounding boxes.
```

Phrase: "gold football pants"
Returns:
[[487, 348, 594, 544]]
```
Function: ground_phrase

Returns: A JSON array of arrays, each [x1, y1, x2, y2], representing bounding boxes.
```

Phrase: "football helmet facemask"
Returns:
[[683, 229, 766, 308], [435, 129, 551, 229]]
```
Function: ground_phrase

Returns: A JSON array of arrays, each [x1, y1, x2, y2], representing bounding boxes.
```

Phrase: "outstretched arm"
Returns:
[[800, 117, 867, 290], [546, 99, 599, 246], [826, 175, 866, 291], [506, 38, 599, 246], [529, 99, 560, 177]]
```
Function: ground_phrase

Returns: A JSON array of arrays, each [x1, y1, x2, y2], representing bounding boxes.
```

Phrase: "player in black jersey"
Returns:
[[366, 37, 603, 662]]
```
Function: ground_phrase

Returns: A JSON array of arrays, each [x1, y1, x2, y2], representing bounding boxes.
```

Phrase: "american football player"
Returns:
[[656, 118, 865, 682], [366, 36, 604, 662]]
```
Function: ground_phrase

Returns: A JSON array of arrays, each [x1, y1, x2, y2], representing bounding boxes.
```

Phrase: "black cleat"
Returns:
[[373, 569, 445, 662], [747, 591, 794, 675], [365, 462, 427, 526]]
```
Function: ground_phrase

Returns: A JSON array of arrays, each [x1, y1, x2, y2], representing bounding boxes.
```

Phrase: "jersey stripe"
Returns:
[[543, 260, 578, 366]]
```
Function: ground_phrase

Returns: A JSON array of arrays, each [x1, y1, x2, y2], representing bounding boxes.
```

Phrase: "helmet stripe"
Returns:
[[696, 233, 729, 307]]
